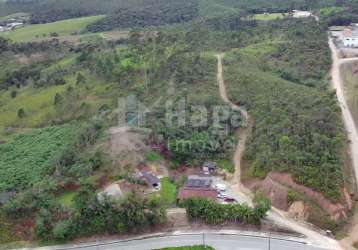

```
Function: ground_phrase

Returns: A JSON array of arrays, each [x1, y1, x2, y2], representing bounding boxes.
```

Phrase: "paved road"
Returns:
[[34, 233, 330, 250]]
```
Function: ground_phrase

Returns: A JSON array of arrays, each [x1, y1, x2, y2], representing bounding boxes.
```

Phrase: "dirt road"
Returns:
[[329, 38, 358, 250], [329, 39, 358, 191], [216, 53, 343, 250]]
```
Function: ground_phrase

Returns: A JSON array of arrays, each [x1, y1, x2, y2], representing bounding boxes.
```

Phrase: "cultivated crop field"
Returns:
[[0, 123, 80, 192]]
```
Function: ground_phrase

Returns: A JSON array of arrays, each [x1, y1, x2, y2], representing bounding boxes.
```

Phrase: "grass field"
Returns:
[[0, 15, 105, 42], [157, 246, 214, 250], [319, 7, 345, 16], [0, 84, 67, 135], [198, 0, 240, 18], [251, 13, 286, 21], [56, 191, 77, 208], [341, 62, 358, 131], [160, 178, 177, 205]]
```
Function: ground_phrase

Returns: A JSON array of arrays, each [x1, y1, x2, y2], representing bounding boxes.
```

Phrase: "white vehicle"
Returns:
[[217, 192, 228, 199], [215, 183, 226, 192]]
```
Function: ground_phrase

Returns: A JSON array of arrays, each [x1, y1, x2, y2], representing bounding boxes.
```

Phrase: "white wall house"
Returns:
[[343, 37, 358, 47], [342, 29, 358, 47]]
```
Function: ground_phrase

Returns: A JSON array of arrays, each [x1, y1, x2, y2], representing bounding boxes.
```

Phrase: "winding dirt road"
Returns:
[[216, 53, 343, 250], [329, 38, 358, 250]]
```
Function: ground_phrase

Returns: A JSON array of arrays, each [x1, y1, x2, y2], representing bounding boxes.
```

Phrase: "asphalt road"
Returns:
[[37, 233, 331, 250]]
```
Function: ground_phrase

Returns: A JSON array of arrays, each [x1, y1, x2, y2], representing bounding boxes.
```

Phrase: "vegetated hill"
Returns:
[[221, 18, 345, 201], [0, 0, 340, 24], [86, 0, 199, 32]]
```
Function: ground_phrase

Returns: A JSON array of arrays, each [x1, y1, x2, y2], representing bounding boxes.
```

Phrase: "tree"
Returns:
[[54, 92, 64, 106], [17, 108, 26, 118], [10, 90, 17, 98], [76, 73, 86, 85]]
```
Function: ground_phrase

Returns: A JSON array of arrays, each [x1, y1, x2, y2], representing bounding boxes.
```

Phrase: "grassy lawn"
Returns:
[[319, 7, 345, 16], [217, 159, 234, 173], [56, 191, 77, 208], [251, 13, 286, 21], [146, 151, 164, 162], [156, 246, 215, 250], [0, 84, 67, 135], [341, 63, 358, 130], [160, 177, 177, 206], [0, 15, 105, 42]]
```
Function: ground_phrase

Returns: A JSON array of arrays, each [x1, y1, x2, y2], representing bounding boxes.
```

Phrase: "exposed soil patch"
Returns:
[[247, 172, 350, 221]]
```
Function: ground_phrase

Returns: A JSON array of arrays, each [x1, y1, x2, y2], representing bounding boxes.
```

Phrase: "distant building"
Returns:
[[292, 10, 312, 18], [177, 187, 218, 201], [0, 26, 4, 32], [186, 175, 212, 188], [7, 22, 23, 30]]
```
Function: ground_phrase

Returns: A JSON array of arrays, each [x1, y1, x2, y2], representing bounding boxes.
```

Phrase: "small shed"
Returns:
[[141, 172, 161, 189], [202, 161, 217, 173]]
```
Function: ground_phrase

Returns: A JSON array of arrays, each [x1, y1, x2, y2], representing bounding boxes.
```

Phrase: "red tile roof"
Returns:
[[178, 187, 217, 200]]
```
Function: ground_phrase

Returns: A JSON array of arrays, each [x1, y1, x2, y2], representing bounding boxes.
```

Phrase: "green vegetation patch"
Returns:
[[341, 63, 358, 129], [157, 246, 215, 250], [56, 191, 77, 208], [1, 15, 104, 42], [146, 151, 164, 162], [0, 123, 81, 192], [251, 13, 286, 21], [217, 159, 234, 173], [160, 178, 177, 205]]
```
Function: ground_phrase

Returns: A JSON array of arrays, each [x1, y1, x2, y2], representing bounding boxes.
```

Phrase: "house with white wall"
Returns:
[[342, 28, 358, 47]]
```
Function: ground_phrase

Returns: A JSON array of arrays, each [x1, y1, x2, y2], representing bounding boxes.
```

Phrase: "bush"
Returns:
[[52, 220, 74, 240], [182, 197, 270, 225]]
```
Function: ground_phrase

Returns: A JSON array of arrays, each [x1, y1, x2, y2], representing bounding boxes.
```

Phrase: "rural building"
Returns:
[[177, 187, 218, 201], [141, 172, 161, 189], [292, 10, 312, 18], [6, 22, 23, 30], [0, 26, 4, 32], [186, 175, 212, 188], [202, 161, 217, 173], [342, 28, 358, 47]]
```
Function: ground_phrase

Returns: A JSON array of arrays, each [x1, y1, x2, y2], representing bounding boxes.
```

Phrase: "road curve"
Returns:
[[30, 232, 331, 250]]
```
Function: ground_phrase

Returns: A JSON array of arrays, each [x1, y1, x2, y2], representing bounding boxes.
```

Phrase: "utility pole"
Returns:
[[203, 232, 206, 248], [268, 232, 271, 250]]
